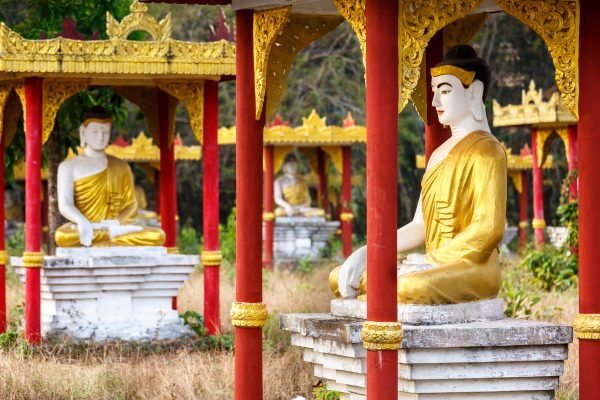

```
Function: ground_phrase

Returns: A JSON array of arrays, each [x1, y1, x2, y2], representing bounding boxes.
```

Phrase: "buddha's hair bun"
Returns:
[[435, 44, 491, 99]]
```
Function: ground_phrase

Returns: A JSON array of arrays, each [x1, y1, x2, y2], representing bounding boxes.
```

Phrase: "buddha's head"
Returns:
[[430, 45, 490, 127], [282, 154, 299, 176], [79, 106, 112, 152]]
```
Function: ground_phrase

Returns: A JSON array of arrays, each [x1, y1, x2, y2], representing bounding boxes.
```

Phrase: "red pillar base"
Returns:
[[25, 268, 41, 344]]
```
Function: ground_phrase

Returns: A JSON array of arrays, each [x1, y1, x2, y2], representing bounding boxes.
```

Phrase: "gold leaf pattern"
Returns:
[[158, 82, 204, 145], [42, 79, 88, 144], [574, 313, 600, 340], [496, 0, 579, 119], [230, 302, 268, 328], [361, 321, 403, 351], [333, 0, 366, 68]]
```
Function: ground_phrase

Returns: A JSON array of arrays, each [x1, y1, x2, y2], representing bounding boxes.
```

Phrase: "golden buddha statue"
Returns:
[[274, 155, 325, 218], [330, 45, 506, 304], [55, 107, 165, 247]]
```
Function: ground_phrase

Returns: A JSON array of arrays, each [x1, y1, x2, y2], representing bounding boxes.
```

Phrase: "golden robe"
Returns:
[[55, 156, 165, 247], [275, 177, 325, 217], [330, 131, 507, 304]]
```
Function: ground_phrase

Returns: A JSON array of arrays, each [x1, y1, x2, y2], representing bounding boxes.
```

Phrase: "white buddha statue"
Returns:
[[274, 155, 325, 218], [55, 107, 165, 247], [330, 45, 507, 304]]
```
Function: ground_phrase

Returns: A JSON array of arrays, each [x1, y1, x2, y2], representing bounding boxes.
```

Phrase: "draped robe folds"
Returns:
[[55, 156, 165, 247], [330, 131, 507, 304], [275, 176, 325, 217]]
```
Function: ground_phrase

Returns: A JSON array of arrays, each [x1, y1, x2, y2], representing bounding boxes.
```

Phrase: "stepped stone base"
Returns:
[[281, 313, 572, 400], [13, 247, 198, 342], [270, 217, 339, 265]]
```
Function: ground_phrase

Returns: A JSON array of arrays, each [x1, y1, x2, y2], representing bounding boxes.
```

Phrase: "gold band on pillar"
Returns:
[[262, 212, 275, 222], [201, 250, 222, 266], [22, 251, 44, 268], [0, 250, 8, 265], [518, 221, 529, 229], [167, 247, 179, 254], [361, 321, 403, 350], [230, 302, 268, 328], [532, 219, 546, 229], [340, 212, 354, 222], [574, 314, 600, 340]]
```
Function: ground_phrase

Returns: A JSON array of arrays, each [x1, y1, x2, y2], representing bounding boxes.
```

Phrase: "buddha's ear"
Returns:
[[469, 80, 486, 122], [79, 125, 86, 147]]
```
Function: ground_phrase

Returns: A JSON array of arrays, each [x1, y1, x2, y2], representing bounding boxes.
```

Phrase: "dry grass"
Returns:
[[0, 259, 580, 399]]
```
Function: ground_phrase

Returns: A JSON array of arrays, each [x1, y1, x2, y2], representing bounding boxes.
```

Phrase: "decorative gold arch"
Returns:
[[0, 84, 12, 142], [496, 0, 579, 119], [443, 13, 488, 53], [42, 79, 89, 144], [106, 1, 171, 41], [333, 0, 366, 67], [158, 81, 204, 145], [537, 127, 570, 167]]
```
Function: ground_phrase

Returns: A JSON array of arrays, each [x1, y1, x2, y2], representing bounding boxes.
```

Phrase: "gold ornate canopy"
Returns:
[[0, 0, 236, 147], [493, 80, 577, 168], [238, 0, 579, 123], [219, 109, 366, 174]]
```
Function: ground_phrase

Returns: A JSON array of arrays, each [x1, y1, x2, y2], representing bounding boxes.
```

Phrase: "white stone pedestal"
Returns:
[[13, 247, 199, 342], [270, 217, 339, 266], [281, 309, 572, 399]]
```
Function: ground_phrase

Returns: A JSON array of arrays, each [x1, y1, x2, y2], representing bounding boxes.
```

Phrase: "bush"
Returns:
[[220, 207, 237, 265], [501, 279, 540, 319], [181, 310, 235, 351], [520, 245, 578, 292], [177, 224, 201, 255], [313, 382, 340, 400]]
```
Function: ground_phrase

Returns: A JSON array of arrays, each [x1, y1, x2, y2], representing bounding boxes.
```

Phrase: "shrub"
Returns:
[[220, 207, 237, 265], [177, 224, 201, 255], [313, 381, 340, 400], [501, 279, 540, 319], [520, 245, 578, 292]]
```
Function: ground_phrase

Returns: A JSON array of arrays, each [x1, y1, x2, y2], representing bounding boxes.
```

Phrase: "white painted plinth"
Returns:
[[331, 298, 505, 325], [281, 313, 572, 400], [13, 247, 199, 342]]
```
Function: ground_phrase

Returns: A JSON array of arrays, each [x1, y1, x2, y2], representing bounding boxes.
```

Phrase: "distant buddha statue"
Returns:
[[274, 155, 325, 218], [55, 107, 165, 247], [135, 185, 158, 221], [330, 45, 507, 304]]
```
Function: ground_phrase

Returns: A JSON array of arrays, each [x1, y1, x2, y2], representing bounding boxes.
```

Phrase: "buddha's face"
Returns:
[[431, 74, 472, 127], [282, 160, 298, 175], [80, 121, 111, 151]]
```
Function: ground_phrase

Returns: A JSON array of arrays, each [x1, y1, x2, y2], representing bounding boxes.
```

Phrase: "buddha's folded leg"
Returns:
[[329, 265, 367, 299], [109, 227, 165, 246], [55, 224, 111, 247], [274, 207, 287, 218], [397, 257, 501, 304]]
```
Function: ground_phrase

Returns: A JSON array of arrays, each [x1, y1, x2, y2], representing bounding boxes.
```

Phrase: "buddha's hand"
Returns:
[[338, 245, 367, 298], [77, 219, 94, 247], [284, 204, 295, 217], [109, 224, 144, 239], [403, 253, 429, 265]]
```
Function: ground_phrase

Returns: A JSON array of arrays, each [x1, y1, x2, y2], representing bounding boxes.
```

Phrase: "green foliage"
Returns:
[[181, 310, 206, 336], [313, 382, 341, 400], [0, 329, 18, 350], [180, 310, 235, 351], [177, 224, 200, 255], [6, 224, 25, 257], [520, 245, 578, 292], [296, 256, 314, 274], [219, 207, 237, 265], [319, 235, 342, 259], [557, 200, 578, 249], [501, 278, 540, 319]]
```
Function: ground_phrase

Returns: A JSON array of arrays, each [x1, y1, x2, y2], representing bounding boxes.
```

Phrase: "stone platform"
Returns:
[[13, 247, 198, 342], [281, 312, 572, 399], [269, 217, 339, 265]]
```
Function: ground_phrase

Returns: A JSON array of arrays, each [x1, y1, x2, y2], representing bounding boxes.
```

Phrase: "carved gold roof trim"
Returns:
[[253, 6, 292, 120], [0, 2, 235, 79], [443, 13, 488, 53], [263, 14, 343, 120], [496, 0, 579, 119], [105, 132, 201, 162], [158, 81, 204, 145], [493, 80, 577, 128], [42, 79, 88, 144], [0, 84, 12, 143], [218, 110, 366, 146], [399, 0, 484, 115], [333, 0, 366, 69]]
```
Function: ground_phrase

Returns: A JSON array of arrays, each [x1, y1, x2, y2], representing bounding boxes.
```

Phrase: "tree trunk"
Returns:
[[46, 127, 63, 255]]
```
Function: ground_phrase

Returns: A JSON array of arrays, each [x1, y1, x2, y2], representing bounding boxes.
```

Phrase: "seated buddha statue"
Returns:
[[330, 45, 506, 304], [55, 107, 165, 247], [274, 155, 325, 218]]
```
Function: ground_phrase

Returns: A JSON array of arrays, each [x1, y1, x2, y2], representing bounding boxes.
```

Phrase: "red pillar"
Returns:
[[365, 1, 399, 399], [234, 10, 266, 400], [341, 146, 352, 258], [425, 30, 451, 161], [159, 90, 177, 253], [317, 148, 330, 216], [0, 131, 6, 333], [518, 170, 529, 251], [578, 3, 600, 398], [568, 124, 578, 199], [531, 127, 545, 248], [24, 77, 43, 344], [203, 80, 221, 335], [263, 145, 275, 269]]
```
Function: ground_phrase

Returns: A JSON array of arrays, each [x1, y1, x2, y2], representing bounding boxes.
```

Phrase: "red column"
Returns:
[[234, 10, 265, 400], [578, 3, 600, 398], [518, 170, 529, 251], [365, 1, 399, 399], [263, 145, 275, 269], [568, 124, 578, 199], [203, 80, 221, 335], [341, 146, 353, 258], [425, 30, 451, 161], [154, 170, 161, 214], [159, 90, 177, 253], [24, 77, 43, 344], [317, 148, 330, 215], [531, 128, 545, 248], [0, 131, 6, 333]]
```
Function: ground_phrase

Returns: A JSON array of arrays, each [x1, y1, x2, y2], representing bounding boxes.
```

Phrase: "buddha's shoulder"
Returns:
[[465, 131, 506, 158], [106, 155, 133, 173]]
